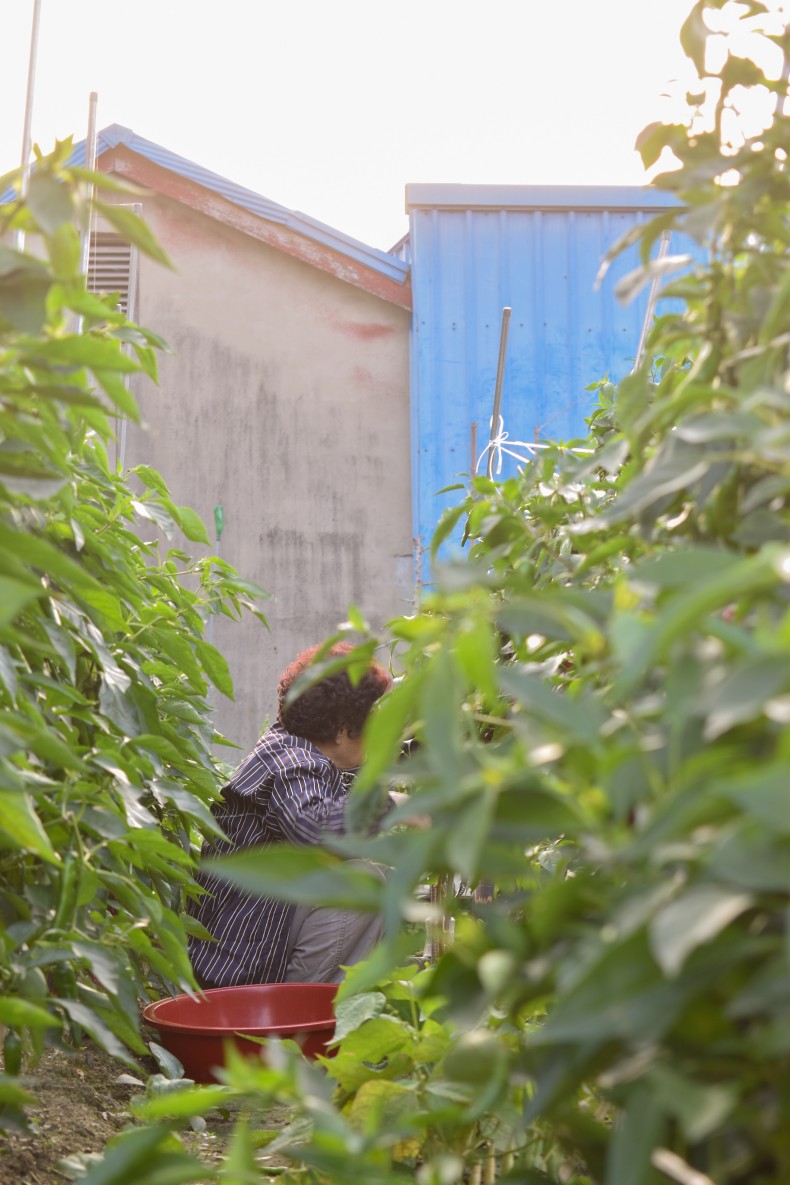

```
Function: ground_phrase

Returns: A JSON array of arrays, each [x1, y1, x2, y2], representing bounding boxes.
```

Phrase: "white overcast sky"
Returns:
[[0, 0, 737, 250]]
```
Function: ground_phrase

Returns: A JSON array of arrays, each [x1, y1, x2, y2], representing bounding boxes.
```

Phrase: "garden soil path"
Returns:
[[0, 1043, 293, 1185]]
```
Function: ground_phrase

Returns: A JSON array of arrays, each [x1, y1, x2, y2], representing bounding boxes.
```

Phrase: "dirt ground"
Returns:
[[0, 1042, 294, 1185]]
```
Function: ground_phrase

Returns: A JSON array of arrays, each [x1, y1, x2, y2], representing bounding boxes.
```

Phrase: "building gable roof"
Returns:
[[7, 124, 411, 309], [94, 125, 411, 308]]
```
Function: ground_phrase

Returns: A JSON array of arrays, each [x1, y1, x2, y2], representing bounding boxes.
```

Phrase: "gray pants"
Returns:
[[283, 860, 386, 983]]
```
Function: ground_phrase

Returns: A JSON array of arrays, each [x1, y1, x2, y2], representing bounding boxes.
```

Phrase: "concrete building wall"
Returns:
[[123, 193, 412, 752]]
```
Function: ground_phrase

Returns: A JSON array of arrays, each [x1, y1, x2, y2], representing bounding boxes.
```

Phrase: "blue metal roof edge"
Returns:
[[3, 124, 409, 286], [96, 126, 409, 284], [405, 183, 681, 212], [74, 124, 293, 225], [96, 125, 409, 282]]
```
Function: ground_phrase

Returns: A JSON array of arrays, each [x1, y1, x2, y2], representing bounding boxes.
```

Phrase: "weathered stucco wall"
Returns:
[[122, 193, 412, 751]]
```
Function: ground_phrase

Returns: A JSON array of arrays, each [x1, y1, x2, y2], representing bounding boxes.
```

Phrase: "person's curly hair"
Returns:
[[277, 642, 392, 744]]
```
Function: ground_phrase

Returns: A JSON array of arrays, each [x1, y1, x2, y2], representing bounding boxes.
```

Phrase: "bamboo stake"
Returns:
[[428, 873, 452, 961]]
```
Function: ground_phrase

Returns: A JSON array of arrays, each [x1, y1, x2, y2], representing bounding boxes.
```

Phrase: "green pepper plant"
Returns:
[[201, 4, 790, 1183], [0, 140, 267, 1127], [24, 2, 790, 1182]]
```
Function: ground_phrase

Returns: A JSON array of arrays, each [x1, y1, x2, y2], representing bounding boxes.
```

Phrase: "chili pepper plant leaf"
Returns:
[[237, 6, 790, 1182], [61, 4, 790, 1183], [0, 147, 267, 1108]]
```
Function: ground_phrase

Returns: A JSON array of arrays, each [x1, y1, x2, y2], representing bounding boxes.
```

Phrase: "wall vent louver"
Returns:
[[87, 232, 133, 314]]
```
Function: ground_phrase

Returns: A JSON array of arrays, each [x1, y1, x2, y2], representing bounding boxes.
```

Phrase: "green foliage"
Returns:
[[63, 3, 790, 1183], [0, 142, 266, 1103], [210, 5, 790, 1182], [356, 7, 790, 1180]]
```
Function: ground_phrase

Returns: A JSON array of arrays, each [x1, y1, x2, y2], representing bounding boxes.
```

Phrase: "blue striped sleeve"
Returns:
[[269, 751, 346, 845]]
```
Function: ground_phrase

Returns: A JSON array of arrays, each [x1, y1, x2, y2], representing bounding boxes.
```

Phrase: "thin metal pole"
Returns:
[[79, 92, 99, 277], [486, 306, 512, 479], [413, 535, 424, 608], [76, 92, 99, 341], [15, 0, 43, 250], [117, 202, 141, 473], [634, 231, 671, 371]]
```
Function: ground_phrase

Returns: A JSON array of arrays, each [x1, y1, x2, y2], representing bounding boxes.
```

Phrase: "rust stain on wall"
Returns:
[[324, 311, 397, 341]]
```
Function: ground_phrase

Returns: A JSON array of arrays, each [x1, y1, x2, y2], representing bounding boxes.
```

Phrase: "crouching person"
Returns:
[[187, 642, 391, 988]]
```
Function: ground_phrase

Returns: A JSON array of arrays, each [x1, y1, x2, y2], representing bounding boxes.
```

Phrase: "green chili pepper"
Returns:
[[52, 854, 81, 933], [3, 1029, 23, 1077], [50, 965, 81, 1044], [51, 963, 77, 999]]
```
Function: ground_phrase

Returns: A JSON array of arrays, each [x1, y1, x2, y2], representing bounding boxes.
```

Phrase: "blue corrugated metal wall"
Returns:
[[407, 184, 687, 557]]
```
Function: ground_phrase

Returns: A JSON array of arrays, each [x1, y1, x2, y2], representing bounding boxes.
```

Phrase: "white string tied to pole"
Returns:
[[476, 414, 534, 474], [476, 415, 595, 475]]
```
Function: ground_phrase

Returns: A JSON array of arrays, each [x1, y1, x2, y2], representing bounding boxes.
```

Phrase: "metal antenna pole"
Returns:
[[79, 91, 99, 277], [15, 0, 43, 251], [76, 92, 99, 343], [486, 306, 512, 479]]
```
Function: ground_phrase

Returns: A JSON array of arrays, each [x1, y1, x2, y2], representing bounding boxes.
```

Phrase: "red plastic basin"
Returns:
[[142, 982, 338, 1083]]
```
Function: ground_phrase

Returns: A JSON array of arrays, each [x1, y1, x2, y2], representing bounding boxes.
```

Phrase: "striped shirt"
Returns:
[[187, 723, 349, 987]]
